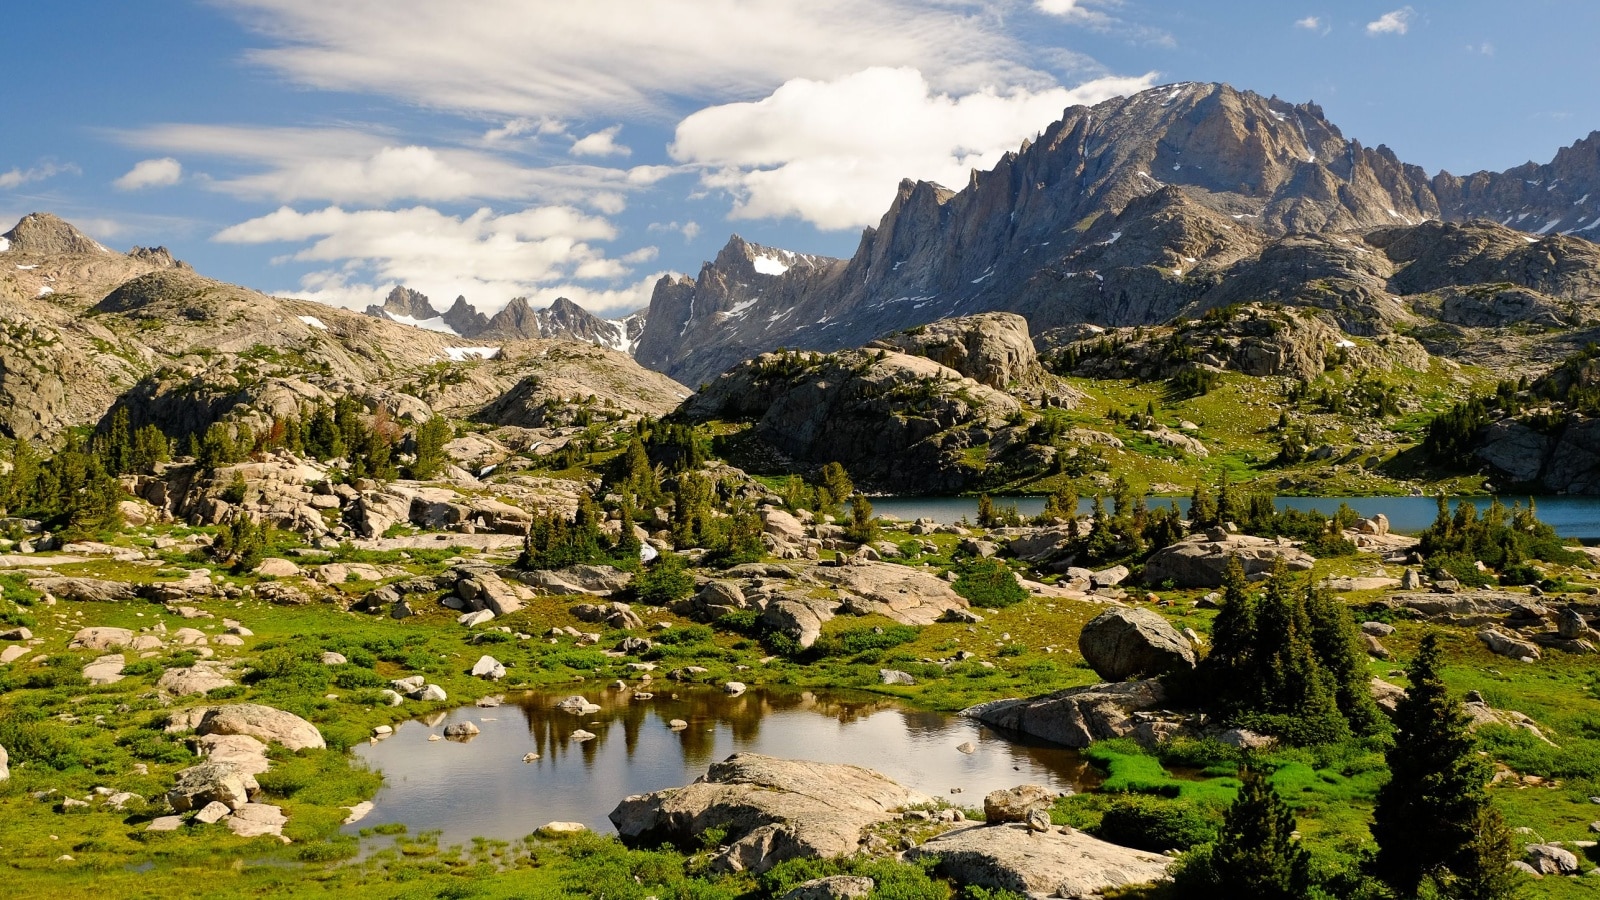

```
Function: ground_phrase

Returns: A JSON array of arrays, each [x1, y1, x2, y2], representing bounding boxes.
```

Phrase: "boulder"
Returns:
[[762, 508, 808, 545], [167, 762, 258, 812], [192, 734, 272, 776], [963, 680, 1168, 749], [517, 565, 633, 597], [905, 823, 1174, 898], [1354, 514, 1390, 536], [29, 577, 140, 603], [194, 801, 232, 825], [983, 784, 1057, 823], [458, 610, 496, 628], [556, 695, 602, 715], [1525, 843, 1580, 876], [609, 753, 930, 874], [1141, 534, 1315, 588], [1478, 628, 1542, 661], [168, 703, 326, 751], [812, 562, 968, 625], [69, 626, 134, 650], [227, 802, 288, 838], [879, 669, 915, 686], [254, 558, 301, 578], [82, 654, 127, 685], [1078, 608, 1196, 680], [779, 876, 876, 900], [762, 599, 827, 650], [0, 743, 8, 781], [443, 721, 481, 738], [470, 655, 506, 681], [1370, 677, 1407, 714], [157, 663, 236, 697], [1090, 565, 1130, 589]]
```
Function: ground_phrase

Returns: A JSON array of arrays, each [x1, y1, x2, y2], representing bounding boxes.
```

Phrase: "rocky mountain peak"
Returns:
[[2, 212, 111, 256], [128, 246, 187, 269], [442, 295, 489, 336], [372, 285, 443, 321]]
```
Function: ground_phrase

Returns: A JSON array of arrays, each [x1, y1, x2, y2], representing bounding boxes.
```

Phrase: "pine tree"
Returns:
[[1247, 560, 1349, 745], [1200, 556, 1258, 712], [815, 462, 853, 516], [410, 415, 452, 480], [1190, 480, 1218, 529], [1215, 471, 1238, 526], [845, 494, 880, 544], [1303, 584, 1387, 737], [1175, 768, 1312, 900], [1371, 632, 1515, 897]]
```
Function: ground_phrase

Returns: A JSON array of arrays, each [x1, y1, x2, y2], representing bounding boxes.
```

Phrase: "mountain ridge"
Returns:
[[633, 81, 1600, 385]]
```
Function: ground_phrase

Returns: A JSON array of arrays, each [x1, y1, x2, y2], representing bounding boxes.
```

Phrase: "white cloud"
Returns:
[[648, 220, 701, 242], [0, 161, 79, 190], [1366, 8, 1413, 36], [215, 0, 1046, 119], [571, 126, 631, 158], [670, 67, 1157, 230], [116, 123, 636, 205], [482, 117, 566, 144], [1470, 42, 1494, 56], [1295, 16, 1321, 30], [213, 204, 640, 313], [114, 157, 184, 191]]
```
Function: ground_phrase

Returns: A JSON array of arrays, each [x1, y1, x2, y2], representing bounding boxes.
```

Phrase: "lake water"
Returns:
[[869, 495, 1600, 539], [346, 687, 1098, 847]]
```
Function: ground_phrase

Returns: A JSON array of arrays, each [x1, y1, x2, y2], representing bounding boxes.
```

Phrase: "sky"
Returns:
[[3, 0, 1597, 319]]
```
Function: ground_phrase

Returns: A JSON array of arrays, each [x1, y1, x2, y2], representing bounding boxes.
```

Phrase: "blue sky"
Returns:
[[3, 1, 1597, 318]]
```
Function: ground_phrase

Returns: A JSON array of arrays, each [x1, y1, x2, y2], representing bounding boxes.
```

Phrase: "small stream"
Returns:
[[346, 687, 1098, 846]]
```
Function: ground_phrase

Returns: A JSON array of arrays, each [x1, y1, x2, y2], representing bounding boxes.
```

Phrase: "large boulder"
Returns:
[[1478, 628, 1542, 662], [1141, 533, 1314, 588], [166, 703, 326, 751], [609, 753, 929, 874], [905, 822, 1174, 899], [761, 598, 829, 650], [30, 577, 141, 603], [962, 680, 1168, 749], [983, 785, 1058, 823], [1078, 608, 1196, 680], [167, 762, 258, 812]]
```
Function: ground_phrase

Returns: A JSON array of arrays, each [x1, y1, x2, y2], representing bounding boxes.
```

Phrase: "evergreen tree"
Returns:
[[1175, 768, 1312, 900], [410, 415, 452, 480], [1199, 556, 1258, 712], [1303, 584, 1387, 737], [815, 462, 854, 516], [1190, 480, 1218, 529], [1215, 471, 1238, 526], [212, 513, 267, 572], [1371, 633, 1516, 897], [96, 407, 133, 475], [845, 494, 880, 544], [1245, 560, 1349, 745], [129, 424, 171, 472], [1040, 483, 1078, 524], [305, 405, 344, 459]]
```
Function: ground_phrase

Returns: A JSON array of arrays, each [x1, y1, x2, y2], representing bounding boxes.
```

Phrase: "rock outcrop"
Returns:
[[609, 753, 929, 874], [962, 680, 1169, 749], [1142, 533, 1316, 588], [678, 346, 1021, 492], [906, 823, 1174, 899], [166, 703, 326, 751]]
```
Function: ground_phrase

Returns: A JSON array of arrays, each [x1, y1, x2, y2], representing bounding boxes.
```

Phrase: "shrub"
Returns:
[[952, 558, 1028, 608], [1094, 795, 1219, 852], [634, 552, 694, 605]]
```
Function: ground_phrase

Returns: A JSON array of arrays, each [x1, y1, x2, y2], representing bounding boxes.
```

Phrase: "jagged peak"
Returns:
[[2, 212, 112, 256]]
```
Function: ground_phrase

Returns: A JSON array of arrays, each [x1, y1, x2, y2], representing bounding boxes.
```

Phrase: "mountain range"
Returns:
[[363, 287, 646, 355], [628, 82, 1600, 385]]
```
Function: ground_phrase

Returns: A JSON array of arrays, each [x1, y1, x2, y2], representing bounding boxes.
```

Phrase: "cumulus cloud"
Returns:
[[114, 158, 184, 190], [669, 67, 1157, 230], [570, 126, 630, 158], [0, 161, 79, 190], [116, 123, 636, 206], [214, 0, 1045, 119], [1295, 16, 1322, 30], [213, 204, 644, 313], [1366, 8, 1413, 36]]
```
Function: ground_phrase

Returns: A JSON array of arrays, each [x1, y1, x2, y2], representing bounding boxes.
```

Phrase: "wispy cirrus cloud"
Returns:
[[0, 161, 80, 190], [213, 0, 1050, 120]]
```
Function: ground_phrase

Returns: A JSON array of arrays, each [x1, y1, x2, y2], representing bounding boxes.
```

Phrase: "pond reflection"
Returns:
[[347, 686, 1097, 846]]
